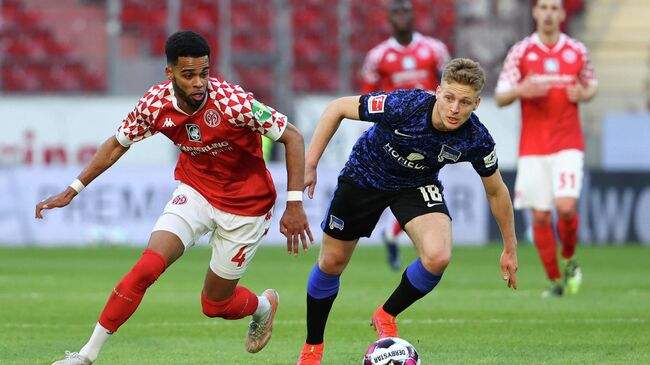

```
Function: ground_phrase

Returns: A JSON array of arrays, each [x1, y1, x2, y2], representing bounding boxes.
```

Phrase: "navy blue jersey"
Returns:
[[341, 89, 498, 191]]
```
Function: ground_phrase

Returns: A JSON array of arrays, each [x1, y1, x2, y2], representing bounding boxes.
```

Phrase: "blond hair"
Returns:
[[441, 58, 485, 93]]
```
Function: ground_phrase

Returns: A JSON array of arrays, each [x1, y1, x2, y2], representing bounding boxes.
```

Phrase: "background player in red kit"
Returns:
[[360, 0, 450, 271], [36, 31, 313, 364], [495, 0, 597, 297]]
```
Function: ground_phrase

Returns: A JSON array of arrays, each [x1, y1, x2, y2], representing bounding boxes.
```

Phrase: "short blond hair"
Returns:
[[441, 58, 485, 93]]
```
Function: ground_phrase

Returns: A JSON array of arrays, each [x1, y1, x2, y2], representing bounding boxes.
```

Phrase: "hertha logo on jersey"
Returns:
[[204, 109, 221, 128], [368, 95, 387, 114]]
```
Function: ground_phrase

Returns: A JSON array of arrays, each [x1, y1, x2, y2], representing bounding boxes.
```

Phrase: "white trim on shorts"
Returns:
[[513, 149, 584, 211], [152, 183, 274, 280]]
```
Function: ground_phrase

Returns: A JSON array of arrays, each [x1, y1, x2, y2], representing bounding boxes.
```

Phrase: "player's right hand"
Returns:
[[518, 74, 550, 99], [304, 165, 318, 199], [35, 188, 77, 219]]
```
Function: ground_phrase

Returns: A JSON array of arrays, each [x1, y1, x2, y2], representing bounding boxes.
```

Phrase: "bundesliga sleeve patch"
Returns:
[[483, 149, 497, 168], [368, 94, 387, 114]]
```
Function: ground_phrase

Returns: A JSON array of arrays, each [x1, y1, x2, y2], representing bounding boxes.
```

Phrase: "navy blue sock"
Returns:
[[306, 265, 340, 344], [383, 259, 443, 317]]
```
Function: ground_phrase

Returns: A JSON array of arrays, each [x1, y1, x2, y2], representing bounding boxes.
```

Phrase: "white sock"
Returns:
[[252, 295, 271, 321], [79, 323, 113, 362]]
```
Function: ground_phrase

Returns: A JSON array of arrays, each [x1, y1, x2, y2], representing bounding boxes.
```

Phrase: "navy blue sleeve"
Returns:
[[358, 89, 426, 125], [469, 122, 499, 177]]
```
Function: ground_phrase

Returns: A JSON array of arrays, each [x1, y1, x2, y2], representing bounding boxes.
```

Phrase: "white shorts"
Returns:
[[152, 183, 273, 280], [513, 149, 584, 211]]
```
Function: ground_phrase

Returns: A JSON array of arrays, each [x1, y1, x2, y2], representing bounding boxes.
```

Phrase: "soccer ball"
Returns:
[[363, 337, 420, 365]]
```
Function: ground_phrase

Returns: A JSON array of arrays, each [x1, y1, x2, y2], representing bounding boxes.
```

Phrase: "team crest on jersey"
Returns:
[[186, 124, 202, 142], [437, 144, 461, 162], [562, 49, 577, 64], [544, 58, 559, 73], [368, 95, 387, 114], [204, 109, 221, 128]]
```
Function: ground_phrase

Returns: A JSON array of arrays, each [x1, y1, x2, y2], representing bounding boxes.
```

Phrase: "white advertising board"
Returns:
[[0, 163, 489, 246]]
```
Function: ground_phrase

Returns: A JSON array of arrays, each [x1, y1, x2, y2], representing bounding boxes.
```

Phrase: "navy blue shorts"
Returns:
[[320, 176, 450, 241]]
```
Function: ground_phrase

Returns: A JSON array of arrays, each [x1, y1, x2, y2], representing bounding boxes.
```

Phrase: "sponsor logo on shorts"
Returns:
[[204, 109, 221, 127], [437, 144, 461, 162], [368, 95, 387, 114], [329, 215, 344, 231], [172, 195, 187, 205]]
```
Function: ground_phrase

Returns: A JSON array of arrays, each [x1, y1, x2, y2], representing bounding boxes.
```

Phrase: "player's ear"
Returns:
[[165, 66, 172, 80], [474, 96, 481, 110]]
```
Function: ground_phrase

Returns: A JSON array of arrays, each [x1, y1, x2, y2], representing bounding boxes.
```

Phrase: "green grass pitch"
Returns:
[[1, 244, 649, 364]]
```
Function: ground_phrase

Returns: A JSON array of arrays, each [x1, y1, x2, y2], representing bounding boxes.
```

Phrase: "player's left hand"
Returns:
[[500, 249, 518, 289], [279, 202, 314, 256], [566, 80, 585, 103]]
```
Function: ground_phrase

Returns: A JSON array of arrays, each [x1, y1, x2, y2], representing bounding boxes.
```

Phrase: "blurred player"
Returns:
[[360, 0, 450, 271], [495, 0, 597, 297], [36, 31, 313, 365], [296, 58, 518, 364]]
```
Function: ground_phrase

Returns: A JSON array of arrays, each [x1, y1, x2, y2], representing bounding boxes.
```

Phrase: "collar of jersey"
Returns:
[[169, 82, 209, 116]]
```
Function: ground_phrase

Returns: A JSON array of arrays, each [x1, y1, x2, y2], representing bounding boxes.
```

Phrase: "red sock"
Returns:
[[391, 221, 402, 238], [99, 250, 167, 332], [532, 224, 561, 280], [201, 286, 259, 320], [558, 214, 579, 259]]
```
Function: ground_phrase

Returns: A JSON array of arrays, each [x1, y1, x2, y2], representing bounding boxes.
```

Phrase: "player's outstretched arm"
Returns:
[[35, 136, 129, 219], [305, 96, 361, 198], [480, 169, 518, 289], [276, 123, 314, 256]]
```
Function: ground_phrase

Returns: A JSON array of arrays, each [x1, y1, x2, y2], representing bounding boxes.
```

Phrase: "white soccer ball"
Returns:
[[362, 337, 421, 365]]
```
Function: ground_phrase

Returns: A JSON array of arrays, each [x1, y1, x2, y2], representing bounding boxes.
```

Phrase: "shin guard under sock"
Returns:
[[558, 214, 579, 259], [99, 249, 167, 332], [305, 265, 340, 345], [533, 224, 561, 280], [383, 260, 442, 317]]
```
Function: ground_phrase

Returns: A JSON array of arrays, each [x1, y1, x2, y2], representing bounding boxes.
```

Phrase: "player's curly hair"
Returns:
[[165, 31, 211, 65], [442, 58, 485, 93]]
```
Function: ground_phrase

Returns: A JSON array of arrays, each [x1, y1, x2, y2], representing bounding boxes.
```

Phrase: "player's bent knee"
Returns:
[[124, 250, 167, 290], [318, 255, 347, 275], [420, 252, 451, 274]]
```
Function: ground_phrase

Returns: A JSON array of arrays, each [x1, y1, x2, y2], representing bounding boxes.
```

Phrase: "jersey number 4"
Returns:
[[231, 246, 249, 267]]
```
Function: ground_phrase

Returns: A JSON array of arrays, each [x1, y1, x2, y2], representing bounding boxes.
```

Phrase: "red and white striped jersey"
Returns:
[[496, 33, 597, 156], [116, 77, 287, 216], [360, 32, 450, 93]]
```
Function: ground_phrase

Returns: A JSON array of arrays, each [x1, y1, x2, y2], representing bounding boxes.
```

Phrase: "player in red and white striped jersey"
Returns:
[[495, 0, 598, 297], [360, 0, 450, 272], [37, 31, 313, 364]]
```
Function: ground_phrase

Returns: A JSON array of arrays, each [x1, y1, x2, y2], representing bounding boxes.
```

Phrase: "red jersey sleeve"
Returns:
[[116, 84, 167, 147], [219, 83, 288, 141], [495, 40, 527, 94], [360, 44, 384, 93]]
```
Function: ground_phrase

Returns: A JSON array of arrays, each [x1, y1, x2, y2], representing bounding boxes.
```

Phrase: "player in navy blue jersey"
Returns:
[[296, 58, 518, 364]]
